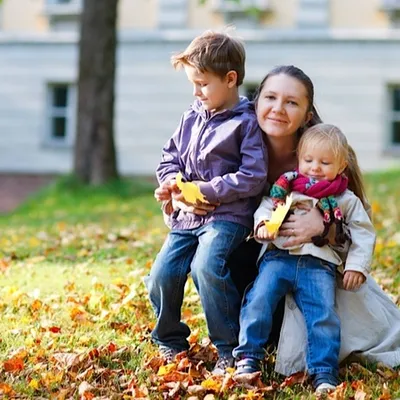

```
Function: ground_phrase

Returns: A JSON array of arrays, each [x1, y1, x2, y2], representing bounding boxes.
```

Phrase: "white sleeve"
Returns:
[[340, 194, 376, 277]]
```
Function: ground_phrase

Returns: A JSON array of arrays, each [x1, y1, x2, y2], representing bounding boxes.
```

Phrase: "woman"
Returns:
[[161, 65, 400, 372]]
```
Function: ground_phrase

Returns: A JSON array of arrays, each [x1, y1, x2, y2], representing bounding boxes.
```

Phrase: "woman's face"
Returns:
[[256, 74, 312, 138]]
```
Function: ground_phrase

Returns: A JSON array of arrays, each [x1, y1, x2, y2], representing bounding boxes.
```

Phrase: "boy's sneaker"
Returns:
[[315, 383, 337, 394], [212, 356, 235, 375], [159, 346, 182, 364]]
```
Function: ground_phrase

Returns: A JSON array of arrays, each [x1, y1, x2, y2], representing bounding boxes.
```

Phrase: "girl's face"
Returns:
[[298, 143, 346, 182], [256, 74, 312, 139]]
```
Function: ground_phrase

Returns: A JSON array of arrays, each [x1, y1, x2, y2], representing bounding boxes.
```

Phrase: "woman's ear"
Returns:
[[305, 111, 313, 125], [226, 70, 238, 88]]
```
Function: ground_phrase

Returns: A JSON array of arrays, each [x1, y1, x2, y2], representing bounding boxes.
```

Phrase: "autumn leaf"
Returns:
[[176, 172, 208, 204], [279, 371, 308, 388], [157, 363, 177, 376], [265, 194, 293, 235], [201, 377, 222, 392], [48, 326, 62, 333], [0, 383, 15, 395], [3, 357, 25, 373]]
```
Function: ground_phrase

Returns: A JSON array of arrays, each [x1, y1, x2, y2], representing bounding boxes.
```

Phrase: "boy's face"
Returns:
[[298, 144, 346, 182], [184, 65, 235, 113]]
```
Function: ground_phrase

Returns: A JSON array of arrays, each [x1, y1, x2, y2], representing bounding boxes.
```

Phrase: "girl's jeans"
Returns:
[[145, 220, 250, 357], [234, 249, 340, 382]]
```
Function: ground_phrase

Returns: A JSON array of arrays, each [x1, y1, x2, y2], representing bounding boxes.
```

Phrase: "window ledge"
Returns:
[[42, 138, 73, 149], [44, 2, 82, 17]]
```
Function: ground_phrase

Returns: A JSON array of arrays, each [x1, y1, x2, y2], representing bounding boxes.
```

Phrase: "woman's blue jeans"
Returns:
[[145, 220, 250, 357], [234, 249, 340, 380]]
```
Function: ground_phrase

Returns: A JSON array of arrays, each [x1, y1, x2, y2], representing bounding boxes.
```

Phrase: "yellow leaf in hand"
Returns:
[[176, 172, 208, 204], [265, 194, 293, 235]]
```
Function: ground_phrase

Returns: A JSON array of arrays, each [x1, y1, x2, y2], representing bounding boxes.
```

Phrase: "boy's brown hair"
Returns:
[[171, 30, 246, 86]]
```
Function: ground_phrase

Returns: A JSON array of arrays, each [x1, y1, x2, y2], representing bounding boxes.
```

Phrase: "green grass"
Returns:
[[0, 172, 399, 399]]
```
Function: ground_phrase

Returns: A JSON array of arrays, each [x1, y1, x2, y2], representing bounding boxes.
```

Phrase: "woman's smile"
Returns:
[[268, 117, 287, 124]]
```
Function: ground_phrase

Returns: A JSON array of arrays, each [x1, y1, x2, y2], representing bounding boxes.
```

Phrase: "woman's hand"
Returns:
[[171, 191, 218, 216], [279, 207, 324, 247]]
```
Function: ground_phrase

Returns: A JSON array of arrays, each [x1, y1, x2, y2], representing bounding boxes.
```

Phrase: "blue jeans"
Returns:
[[145, 220, 250, 357], [234, 249, 340, 382]]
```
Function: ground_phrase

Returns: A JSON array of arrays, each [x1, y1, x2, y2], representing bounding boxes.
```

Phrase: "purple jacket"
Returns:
[[157, 97, 268, 230]]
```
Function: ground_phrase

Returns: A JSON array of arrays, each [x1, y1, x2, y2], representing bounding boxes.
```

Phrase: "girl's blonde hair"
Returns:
[[298, 123, 367, 207]]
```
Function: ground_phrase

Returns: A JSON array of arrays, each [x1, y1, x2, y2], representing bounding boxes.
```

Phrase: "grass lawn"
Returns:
[[0, 173, 399, 399]]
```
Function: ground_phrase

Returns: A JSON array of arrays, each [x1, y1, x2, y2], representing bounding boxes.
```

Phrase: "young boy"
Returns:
[[145, 30, 268, 374]]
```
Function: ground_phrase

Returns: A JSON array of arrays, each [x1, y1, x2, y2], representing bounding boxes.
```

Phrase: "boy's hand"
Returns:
[[154, 179, 179, 202], [343, 271, 366, 291], [256, 225, 277, 241]]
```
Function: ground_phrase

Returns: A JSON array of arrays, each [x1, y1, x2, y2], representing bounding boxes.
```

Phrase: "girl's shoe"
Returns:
[[234, 357, 261, 375], [315, 383, 336, 394]]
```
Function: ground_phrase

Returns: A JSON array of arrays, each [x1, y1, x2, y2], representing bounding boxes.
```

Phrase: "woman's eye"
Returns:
[[322, 162, 330, 165], [265, 95, 275, 100], [288, 101, 298, 106]]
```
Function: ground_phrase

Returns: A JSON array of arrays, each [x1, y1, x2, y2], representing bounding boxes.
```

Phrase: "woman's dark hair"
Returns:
[[254, 65, 323, 137]]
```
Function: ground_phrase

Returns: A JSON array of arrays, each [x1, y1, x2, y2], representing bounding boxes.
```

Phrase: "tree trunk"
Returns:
[[74, 0, 119, 185]]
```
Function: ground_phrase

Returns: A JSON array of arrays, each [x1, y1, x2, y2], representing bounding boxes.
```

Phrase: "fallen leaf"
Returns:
[[3, 357, 24, 372]]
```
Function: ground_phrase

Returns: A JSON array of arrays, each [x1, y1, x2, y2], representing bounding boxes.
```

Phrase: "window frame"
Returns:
[[384, 84, 400, 155], [44, 82, 76, 148]]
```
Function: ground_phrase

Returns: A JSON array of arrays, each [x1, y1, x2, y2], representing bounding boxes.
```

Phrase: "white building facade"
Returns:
[[0, 0, 399, 175]]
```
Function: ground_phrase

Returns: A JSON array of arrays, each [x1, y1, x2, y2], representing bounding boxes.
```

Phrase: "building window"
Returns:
[[382, 0, 400, 28], [46, 83, 76, 146], [390, 86, 400, 145], [44, 0, 82, 31], [210, 0, 270, 26]]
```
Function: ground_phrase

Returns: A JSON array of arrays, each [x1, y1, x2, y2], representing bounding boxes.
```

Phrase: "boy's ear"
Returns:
[[226, 70, 238, 88]]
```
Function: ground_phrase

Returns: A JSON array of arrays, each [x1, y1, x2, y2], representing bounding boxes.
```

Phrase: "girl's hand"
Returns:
[[256, 225, 276, 241], [343, 271, 366, 291], [279, 207, 324, 247]]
